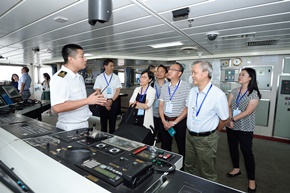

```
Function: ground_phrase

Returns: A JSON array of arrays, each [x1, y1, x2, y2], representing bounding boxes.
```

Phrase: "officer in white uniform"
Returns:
[[50, 44, 107, 131]]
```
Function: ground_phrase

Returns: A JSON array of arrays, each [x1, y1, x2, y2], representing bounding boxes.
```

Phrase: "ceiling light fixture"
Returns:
[[84, 53, 93, 57], [180, 46, 198, 54], [149, 41, 183, 48], [54, 16, 68, 23]]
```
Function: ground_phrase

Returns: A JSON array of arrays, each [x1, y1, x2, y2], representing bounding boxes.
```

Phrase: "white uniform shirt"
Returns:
[[50, 66, 92, 131], [93, 72, 122, 98], [186, 82, 228, 133]]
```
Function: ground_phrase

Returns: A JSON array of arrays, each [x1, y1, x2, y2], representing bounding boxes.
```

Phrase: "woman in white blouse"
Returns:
[[129, 69, 156, 130]]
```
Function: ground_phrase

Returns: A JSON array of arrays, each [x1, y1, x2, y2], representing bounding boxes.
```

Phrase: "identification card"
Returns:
[[137, 108, 145, 116], [155, 100, 159, 108], [191, 106, 196, 118], [106, 87, 112, 94], [233, 109, 241, 116], [191, 117, 200, 129], [165, 101, 173, 113]]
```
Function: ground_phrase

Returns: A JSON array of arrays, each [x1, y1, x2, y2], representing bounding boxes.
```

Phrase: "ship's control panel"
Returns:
[[0, 114, 242, 193], [0, 116, 54, 139], [20, 127, 181, 192]]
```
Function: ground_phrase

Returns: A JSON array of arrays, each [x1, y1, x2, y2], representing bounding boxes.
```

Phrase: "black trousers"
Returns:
[[99, 99, 119, 134], [226, 127, 255, 180], [160, 118, 187, 158], [153, 116, 163, 140]]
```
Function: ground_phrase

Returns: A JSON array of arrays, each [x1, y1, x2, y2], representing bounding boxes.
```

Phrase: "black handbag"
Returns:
[[118, 103, 137, 126], [115, 104, 154, 145]]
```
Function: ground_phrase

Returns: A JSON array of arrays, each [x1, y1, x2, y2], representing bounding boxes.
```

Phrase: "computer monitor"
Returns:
[[1, 93, 13, 105], [1, 85, 23, 104], [0, 96, 7, 107], [2, 85, 20, 99]]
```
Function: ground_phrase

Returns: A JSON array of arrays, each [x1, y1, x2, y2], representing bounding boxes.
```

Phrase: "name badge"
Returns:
[[191, 117, 200, 129], [155, 100, 159, 108], [191, 106, 196, 118], [165, 101, 173, 113], [233, 109, 241, 116], [106, 87, 112, 94], [137, 109, 145, 116]]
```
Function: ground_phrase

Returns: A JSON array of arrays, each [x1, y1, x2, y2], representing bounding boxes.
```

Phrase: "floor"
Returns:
[[42, 111, 290, 193]]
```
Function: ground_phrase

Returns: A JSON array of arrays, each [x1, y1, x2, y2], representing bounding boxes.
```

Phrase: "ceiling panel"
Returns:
[[0, 0, 290, 65], [0, 0, 21, 16]]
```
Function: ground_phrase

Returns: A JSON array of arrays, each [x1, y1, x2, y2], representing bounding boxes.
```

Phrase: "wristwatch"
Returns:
[[108, 98, 114, 102], [173, 121, 177, 126], [230, 117, 235, 122]]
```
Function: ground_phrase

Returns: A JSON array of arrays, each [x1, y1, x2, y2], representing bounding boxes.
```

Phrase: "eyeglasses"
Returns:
[[168, 68, 180, 72]]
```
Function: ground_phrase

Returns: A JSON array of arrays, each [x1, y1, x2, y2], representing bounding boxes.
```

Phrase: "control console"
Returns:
[[18, 127, 183, 192], [77, 159, 123, 186], [0, 122, 53, 139]]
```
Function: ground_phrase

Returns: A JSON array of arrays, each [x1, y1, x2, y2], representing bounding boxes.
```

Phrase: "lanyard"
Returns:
[[139, 86, 149, 102], [155, 80, 166, 99], [195, 84, 212, 117], [155, 84, 160, 99], [168, 80, 181, 101], [103, 73, 113, 86], [236, 88, 248, 108]]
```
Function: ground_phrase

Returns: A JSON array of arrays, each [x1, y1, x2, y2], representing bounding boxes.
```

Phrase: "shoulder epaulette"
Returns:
[[58, 71, 67, 78]]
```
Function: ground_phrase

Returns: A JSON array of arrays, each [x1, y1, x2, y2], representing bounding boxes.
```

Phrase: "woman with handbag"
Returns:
[[129, 69, 156, 141]]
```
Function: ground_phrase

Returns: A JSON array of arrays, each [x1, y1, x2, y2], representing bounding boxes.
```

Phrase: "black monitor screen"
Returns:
[[0, 96, 7, 107], [1, 94, 13, 105], [2, 85, 20, 99]]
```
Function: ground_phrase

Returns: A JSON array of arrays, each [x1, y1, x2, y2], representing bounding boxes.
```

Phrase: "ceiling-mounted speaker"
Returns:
[[88, 0, 112, 26]]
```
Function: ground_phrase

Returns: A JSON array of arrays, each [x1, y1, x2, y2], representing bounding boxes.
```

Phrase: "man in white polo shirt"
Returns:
[[93, 59, 122, 134], [185, 60, 229, 182]]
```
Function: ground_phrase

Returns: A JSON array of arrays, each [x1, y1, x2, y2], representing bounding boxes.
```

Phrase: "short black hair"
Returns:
[[141, 69, 154, 83], [62, 44, 83, 64], [22, 67, 29, 73], [147, 65, 156, 71], [174, 62, 184, 74], [103, 59, 114, 67], [157, 64, 168, 73]]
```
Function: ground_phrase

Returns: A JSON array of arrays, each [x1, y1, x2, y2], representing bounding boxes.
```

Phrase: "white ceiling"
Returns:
[[0, 0, 290, 66]]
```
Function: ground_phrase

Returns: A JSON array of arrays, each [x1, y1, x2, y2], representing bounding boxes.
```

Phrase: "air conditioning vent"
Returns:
[[246, 40, 279, 47], [221, 33, 255, 40]]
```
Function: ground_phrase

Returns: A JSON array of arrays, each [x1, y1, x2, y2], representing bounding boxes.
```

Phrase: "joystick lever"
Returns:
[[149, 125, 157, 154]]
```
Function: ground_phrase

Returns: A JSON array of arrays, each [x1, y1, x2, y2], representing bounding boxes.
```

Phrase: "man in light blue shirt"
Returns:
[[185, 60, 229, 182], [19, 67, 32, 99]]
